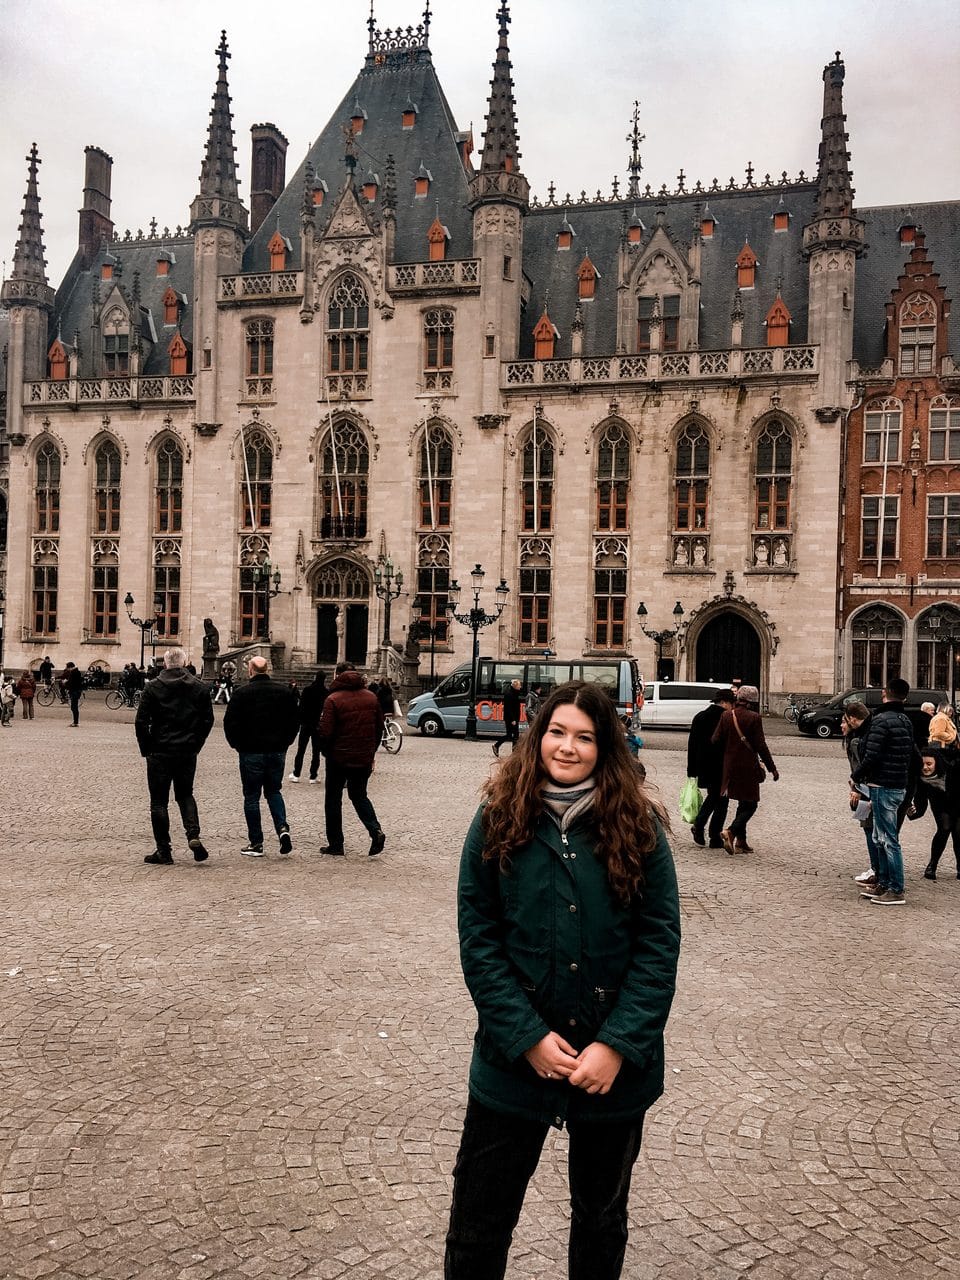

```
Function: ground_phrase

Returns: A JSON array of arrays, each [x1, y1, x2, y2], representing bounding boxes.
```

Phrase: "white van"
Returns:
[[640, 680, 727, 729]]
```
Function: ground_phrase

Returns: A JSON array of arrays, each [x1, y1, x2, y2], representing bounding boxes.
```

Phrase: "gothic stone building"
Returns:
[[2, 5, 958, 700]]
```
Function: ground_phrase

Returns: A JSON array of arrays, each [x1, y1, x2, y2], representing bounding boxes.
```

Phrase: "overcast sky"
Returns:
[[2, 0, 958, 285]]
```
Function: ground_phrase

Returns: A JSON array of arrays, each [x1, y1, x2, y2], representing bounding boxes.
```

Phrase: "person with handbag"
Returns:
[[686, 688, 737, 847], [711, 684, 779, 853]]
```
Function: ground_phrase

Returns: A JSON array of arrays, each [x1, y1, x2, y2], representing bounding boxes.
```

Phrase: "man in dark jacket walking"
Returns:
[[288, 670, 328, 783], [62, 661, 84, 726], [494, 679, 523, 757], [850, 676, 916, 904], [223, 656, 300, 858], [686, 688, 736, 847], [135, 647, 215, 865], [318, 662, 386, 857]]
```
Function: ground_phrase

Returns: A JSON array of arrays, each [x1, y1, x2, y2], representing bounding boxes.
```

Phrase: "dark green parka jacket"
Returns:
[[457, 805, 680, 1128]]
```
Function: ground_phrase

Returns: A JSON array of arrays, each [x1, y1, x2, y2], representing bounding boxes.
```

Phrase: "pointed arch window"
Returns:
[[244, 318, 274, 397], [917, 606, 960, 687], [240, 430, 273, 529], [155, 438, 183, 533], [736, 243, 758, 290], [168, 333, 189, 376], [755, 420, 793, 530], [851, 606, 902, 687], [35, 440, 61, 533], [319, 420, 369, 540], [674, 423, 710, 531], [423, 309, 454, 376], [765, 297, 791, 347], [154, 542, 181, 640], [593, 542, 628, 650], [899, 293, 937, 374], [418, 423, 453, 529], [327, 274, 369, 374], [162, 287, 180, 326], [33, 550, 58, 637], [91, 541, 119, 637], [596, 422, 630, 531], [521, 425, 554, 533], [102, 309, 130, 376], [94, 440, 122, 534]]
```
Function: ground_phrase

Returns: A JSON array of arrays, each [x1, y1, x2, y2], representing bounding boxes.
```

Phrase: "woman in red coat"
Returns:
[[711, 684, 779, 853], [16, 670, 37, 720]]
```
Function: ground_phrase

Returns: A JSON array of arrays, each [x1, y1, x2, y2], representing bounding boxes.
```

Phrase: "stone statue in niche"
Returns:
[[773, 539, 789, 567], [693, 540, 707, 568], [754, 540, 769, 567], [201, 618, 220, 680], [674, 541, 689, 566]]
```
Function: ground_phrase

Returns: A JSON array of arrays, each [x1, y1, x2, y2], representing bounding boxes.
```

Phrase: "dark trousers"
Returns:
[[693, 785, 728, 842], [146, 753, 200, 853], [324, 762, 380, 850], [238, 752, 288, 845], [502, 717, 520, 746], [444, 1097, 644, 1280], [68, 691, 81, 725], [292, 725, 322, 779], [727, 799, 759, 841], [927, 793, 960, 872]]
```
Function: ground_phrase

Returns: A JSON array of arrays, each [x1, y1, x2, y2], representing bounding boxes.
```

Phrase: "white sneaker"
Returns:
[[308, 777, 320, 784], [240, 843, 265, 857], [853, 870, 875, 884], [288, 773, 300, 782]]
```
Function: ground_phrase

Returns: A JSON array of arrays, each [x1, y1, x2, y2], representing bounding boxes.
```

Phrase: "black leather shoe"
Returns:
[[923, 862, 937, 880], [144, 851, 173, 865], [319, 846, 345, 857], [368, 830, 386, 857], [691, 827, 706, 847], [189, 839, 209, 862]]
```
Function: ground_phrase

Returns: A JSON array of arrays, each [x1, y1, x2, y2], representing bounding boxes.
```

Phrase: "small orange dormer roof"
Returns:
[[268, 229, 292, 256], [162, 285, 179, 306], [736, 242, 758, 269], [47, 336, 67, 361], [428, 215, 450, 244], [168, 332, 189, 357], [577, 254, 599, 282], [533, 308, 559, 340], [766, 295, 791, 327]]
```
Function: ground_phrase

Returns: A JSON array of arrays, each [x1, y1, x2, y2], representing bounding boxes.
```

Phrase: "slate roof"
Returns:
[[244, 47, 473, 272]]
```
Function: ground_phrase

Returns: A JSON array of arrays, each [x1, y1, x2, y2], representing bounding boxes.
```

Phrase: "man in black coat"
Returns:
[[494, 679, 523, 757], [62, 662, 85, 727], [686, 688, 736, 847], [224, 656, 300, 858], [288, 671, 328, 783], [135, 647, 214, 865]]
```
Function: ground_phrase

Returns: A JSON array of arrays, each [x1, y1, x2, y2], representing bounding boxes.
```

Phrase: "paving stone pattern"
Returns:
[[1, 701, 959, 1278]]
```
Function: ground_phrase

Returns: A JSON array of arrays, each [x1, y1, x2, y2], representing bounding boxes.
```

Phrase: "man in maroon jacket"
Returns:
[[318, 662, 386, 857]]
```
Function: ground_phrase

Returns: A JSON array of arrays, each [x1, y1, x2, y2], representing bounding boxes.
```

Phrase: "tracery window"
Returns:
[[637, 295, 679, 351], [593, 542, 628, 650], [319, 420, 369, 540], [154, 542, 181, 639], [423, 309, 454, 373], [94, 440, 122, 534], [519, 566, 551, 648], [416, 534, 450, 645], [899, 293, 936, 375], [521, 426, 554, 533], [238, 567, 267, 640], [917, 606, 960, 688], [102, 308, 130, 376], [754, 420, 793, 530], [33, 554, 58, 636], [245, 319, 274, 376], [327, 274, 369, 374], [35, 440, 61, 533], [155, 438, 183, 533], [595, 422, 630, 532], [418, 423, 453, 529], [674, 423, 710, 531], [91, 542, 119, 637], [851, 606, 902, 687], [239, 430, 273, 529], [863, 401, 901, 463]]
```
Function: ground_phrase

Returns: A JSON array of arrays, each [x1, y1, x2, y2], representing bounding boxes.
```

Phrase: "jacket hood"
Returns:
[[330, 671, 365, 692]]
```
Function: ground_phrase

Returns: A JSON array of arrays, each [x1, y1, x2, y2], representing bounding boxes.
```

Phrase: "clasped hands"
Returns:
[[524, 1031, 623, 1095]]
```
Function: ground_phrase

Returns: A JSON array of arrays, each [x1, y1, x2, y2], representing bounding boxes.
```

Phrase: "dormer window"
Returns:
[[414, 164, 432, 198], [350, 101, 367, 134], [533, 309, 558, 361], [268, 229, 291, 272], [765, 296, 791, 347], [773, 210, 790, 233], [899, 292, 937, 374], [899, 221, 916, 245], [627, 213, 644, 246], [736, 243, 758, 289], [162, 287, 180, 326], [47, 338, 67, 381], [427, 216, 449, 263], [362, 171, 379, 202], [557, 219, 574, 251], [101, 254, 118, 281], [701, 215, 715, 239], [102, 307, 130, 377], [402, 100, 418, 129], [577, 255, 598, 301], [156, 250, 174, 276], [312, 177, 328, 208], [168, 332, 189, 376]]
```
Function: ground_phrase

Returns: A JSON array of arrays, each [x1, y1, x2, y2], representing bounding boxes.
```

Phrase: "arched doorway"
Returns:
[[313, 559, 370, 666], [695, 612, 762, 687]]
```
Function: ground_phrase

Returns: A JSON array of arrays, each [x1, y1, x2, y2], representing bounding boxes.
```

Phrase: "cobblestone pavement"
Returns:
[[2, 700, 959, 1279]]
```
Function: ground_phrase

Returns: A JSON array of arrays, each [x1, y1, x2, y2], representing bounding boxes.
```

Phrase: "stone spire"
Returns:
[[6, 144, 52, 292], [190, 31, 248, 233], [470, 2, 529, 206], [816, 52, 854, 218], [626, 101, 645, 200]]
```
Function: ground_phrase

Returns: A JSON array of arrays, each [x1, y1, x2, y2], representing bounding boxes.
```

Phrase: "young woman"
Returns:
[[445, 682, 681, 1280], [841, 701, 879, 889]]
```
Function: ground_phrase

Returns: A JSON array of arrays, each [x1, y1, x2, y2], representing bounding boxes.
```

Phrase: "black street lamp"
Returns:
[[410, 596, 445, 686], [925, 606, 960, 710], [446, 564, 509, 740], [0, 587, 5, 670], [124, 592, 162, 669], [374, 557, 404, 647], [637, 600, 685, 681], [251, 559, 281, 639]]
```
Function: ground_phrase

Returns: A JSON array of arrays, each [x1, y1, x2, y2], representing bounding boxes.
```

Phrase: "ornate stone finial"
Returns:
[[547, 180, 556, 204], [342, 120, 359, 174], [383, 153, 397, 214], [676, 168, 686, 193], [816, 50, 854, 216], [3, 143, 52, 294], [731, 288, 744, 322], [612, 174, 620, 199], [723, 570, 736, 598], [745, 161, 755, 187], [472, 1, 527, 201], [626, 100, 645, 199]]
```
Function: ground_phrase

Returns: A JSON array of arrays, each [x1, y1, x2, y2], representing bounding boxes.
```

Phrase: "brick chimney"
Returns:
[[78, 145, 113, 269], [250, 123, 288, 234]]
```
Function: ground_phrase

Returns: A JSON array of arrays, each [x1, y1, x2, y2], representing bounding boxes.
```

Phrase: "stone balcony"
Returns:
[[504, 344, 818, 390], [219, 271, 303, 302], [848, 356, 960, 382], [386, 260, 480, 294], [25, 375, 195, 406]]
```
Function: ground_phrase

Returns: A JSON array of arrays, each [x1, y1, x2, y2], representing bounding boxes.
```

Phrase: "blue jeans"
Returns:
[[238, 752, 288, 845], [871, 786, 906, 894]]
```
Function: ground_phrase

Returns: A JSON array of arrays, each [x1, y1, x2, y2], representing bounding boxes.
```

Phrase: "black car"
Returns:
[[796, 687, 948, 739]]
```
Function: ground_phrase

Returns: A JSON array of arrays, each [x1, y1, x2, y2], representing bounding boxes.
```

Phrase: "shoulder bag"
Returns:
[[731, 708, 766, 783]]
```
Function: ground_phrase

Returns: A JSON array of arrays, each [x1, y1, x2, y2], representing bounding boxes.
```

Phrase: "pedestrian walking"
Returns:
[[223, 656, 299, 857], [16, 670, 36, 720], [841, 701, 880, 889], [0, 673, 16, 726], [850, 676, 917, 905], [910, 742, 960, 882], [213, 668, 234, 703], [317, 662, 386, 857], [134, 647, 215, 866], [38, 655, 54, 687], [524, 684, 542, 724], [444, 681, 681, 1280], [62, 662, 84, 726], [494, 679, 522, 757], [712, 684, 779, 854], [289, 670, 328, 783], [686, 688, 736, 847]]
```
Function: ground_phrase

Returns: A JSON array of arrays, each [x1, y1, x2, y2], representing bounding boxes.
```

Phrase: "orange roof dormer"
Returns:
[[168, 331, 189, 376], [162, 286, 181, 326], [427, 215, 450, 262], [47, 337, 68, 381], [736, 242, 758, 289], [765, 295, 791, 347], [577, 254, 599, 301], [533, 308, 559, 361], [268, 228, 291, 272]]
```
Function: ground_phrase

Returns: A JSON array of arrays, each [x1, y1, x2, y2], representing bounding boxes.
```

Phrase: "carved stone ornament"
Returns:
[[194, 421, 221, 437], [814, 406, 841, 423], [7, 432, 26, 446], [475, 413, 507, 431]]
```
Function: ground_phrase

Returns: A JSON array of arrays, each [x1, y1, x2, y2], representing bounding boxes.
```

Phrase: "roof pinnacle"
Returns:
[[816, 51, 854, 217], [471, 2, 529, 207], [199, 30, 240, 202], [626, 101, 645, 200], [9, 143, 49, 286]]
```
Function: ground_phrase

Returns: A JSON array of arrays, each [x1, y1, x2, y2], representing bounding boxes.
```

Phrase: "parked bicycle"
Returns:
[[36, 682, 85, 709], [783, 693, 812, 724], [105, 686, 142, 710], [381, 716, 403, 754]]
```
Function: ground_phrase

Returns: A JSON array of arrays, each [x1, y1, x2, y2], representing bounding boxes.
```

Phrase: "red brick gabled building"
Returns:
[[842, 224, 960, 695]]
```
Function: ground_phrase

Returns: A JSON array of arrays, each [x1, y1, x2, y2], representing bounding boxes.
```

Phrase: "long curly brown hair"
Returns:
[[481, 681, 663, 903]]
